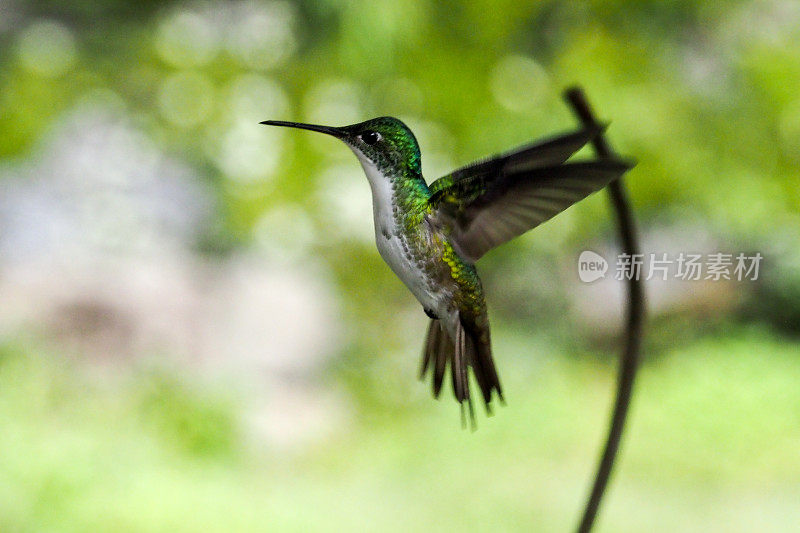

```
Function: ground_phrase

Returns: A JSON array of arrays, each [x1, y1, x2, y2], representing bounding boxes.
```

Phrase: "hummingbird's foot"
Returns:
[[423, 308, 438, 320]]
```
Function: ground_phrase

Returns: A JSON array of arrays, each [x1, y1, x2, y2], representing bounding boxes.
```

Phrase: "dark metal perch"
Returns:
[[563, 87, 646, 533]]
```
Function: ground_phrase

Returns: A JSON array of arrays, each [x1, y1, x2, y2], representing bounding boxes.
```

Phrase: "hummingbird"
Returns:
[[260, 116, 633, 419]]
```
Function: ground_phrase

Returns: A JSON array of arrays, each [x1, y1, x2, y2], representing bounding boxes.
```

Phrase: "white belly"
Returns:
[[355, 154, 443, 314], [375, 224, 436, 306], [376, 227, 458, 337]]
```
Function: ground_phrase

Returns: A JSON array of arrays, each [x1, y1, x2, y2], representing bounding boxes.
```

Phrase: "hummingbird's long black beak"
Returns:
[[259, 120, 345, 138]]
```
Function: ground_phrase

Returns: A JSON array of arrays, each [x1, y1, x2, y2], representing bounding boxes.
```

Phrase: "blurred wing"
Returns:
[[428, 125, 605, 199], [432, 160, 633, 262]]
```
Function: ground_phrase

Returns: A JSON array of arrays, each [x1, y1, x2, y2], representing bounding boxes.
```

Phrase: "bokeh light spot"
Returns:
[[155, 9, 219, 68], [158, 71, 215, 128], [304, 79, 362, 128], [316, 164, 373, 243], [490, 54, 550, 113], [214, 118, 284, 183], [225, 74, 290, 121], [226, 1, 297, 70], [17, 20, 77, 77], [253, 204, 316, 261]]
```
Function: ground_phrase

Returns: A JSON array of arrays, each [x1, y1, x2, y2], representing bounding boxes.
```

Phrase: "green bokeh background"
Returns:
[[0, 1, 798, 531]]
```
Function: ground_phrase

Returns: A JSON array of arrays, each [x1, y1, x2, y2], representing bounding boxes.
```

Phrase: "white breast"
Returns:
[[354, 154, 441, 312], [356, 155, 395, 239]]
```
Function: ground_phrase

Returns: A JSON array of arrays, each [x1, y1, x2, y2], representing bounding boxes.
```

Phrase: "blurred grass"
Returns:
[[1, 326, 797, 532]]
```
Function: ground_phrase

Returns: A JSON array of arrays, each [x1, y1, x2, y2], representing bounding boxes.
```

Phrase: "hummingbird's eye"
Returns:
[[361, 131, 381, 145]]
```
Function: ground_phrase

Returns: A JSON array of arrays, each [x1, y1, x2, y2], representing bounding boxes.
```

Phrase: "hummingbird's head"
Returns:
[[260, 116, 422, 178]]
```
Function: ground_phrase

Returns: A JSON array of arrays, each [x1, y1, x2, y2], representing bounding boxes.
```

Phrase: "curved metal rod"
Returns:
[[563, 87, 646, 533]]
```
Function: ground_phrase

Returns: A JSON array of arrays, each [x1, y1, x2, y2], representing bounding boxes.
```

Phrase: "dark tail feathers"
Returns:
[[420, 314, 503, 422]]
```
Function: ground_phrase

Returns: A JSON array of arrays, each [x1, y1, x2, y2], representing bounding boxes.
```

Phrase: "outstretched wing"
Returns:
[[428, 127, 633, 262], [428, 125, 605, 198]]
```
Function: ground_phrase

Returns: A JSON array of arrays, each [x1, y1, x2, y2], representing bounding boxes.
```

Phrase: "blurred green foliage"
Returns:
[[2, 0, 798, 234], [1, 0, 799, 531], [1, 329, 799, 532]]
